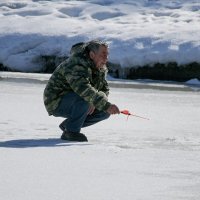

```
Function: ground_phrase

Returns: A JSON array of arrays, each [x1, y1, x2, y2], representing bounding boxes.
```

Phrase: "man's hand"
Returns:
[[87, 105, 95, 115], [107, 104, 120, 115]]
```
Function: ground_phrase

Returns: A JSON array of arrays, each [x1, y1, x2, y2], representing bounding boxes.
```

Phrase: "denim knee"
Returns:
[[103, 112, 110, 120]]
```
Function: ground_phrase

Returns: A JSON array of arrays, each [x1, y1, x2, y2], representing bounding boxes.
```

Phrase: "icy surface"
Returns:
[[0, 0, 200, 71], [0, 77, 200, 200]]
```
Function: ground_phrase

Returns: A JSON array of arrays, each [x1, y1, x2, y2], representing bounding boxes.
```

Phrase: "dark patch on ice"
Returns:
[[0, 138, 90, 148]]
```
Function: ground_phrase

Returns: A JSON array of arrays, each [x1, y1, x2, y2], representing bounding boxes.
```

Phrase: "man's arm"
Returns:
[[65, 64, 111, 111]]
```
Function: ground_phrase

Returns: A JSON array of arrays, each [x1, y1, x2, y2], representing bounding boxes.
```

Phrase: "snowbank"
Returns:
[[0, 0, 200, 72]]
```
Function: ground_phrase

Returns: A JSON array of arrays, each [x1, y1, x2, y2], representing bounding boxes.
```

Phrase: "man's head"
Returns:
[[85, 40, 109, 69]]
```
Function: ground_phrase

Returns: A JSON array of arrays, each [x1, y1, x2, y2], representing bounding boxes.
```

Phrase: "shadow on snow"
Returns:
[[0, 138, 90, 148]]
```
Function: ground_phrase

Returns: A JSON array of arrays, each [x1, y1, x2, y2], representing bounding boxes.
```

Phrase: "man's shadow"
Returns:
[[0, 138, 90, 148]]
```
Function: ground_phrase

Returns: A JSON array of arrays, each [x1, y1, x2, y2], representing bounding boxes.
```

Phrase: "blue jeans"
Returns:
[[53, 92, 110, 133]]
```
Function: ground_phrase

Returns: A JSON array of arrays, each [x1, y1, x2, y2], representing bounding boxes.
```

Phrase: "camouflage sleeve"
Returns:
[[101, 78, 109, 96], [65, 65, 111, 111]]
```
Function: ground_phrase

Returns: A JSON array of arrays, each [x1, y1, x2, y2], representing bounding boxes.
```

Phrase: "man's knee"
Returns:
[[104, 112, 110, 119], [99, 111, 110, 121], [72, 97, 90, 117]]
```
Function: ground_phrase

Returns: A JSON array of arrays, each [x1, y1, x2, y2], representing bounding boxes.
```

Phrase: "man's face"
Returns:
[[90, 46, 109, 69]]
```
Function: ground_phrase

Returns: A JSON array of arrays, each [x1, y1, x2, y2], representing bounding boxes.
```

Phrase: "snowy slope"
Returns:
[[0, 0, 200, 71]]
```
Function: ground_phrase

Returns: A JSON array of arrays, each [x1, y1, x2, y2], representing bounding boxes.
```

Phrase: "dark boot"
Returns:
[[61, 131, 88, 142]]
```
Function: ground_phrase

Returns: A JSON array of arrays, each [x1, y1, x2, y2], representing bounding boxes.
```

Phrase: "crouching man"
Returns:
[[43, 40, 120, 142]]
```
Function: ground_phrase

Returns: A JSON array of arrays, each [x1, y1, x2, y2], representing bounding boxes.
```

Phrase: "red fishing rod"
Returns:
[[121, 110, 150, 120]]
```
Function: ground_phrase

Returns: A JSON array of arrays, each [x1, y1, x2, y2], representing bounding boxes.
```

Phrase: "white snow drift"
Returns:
[[0, 0, 200, 71]]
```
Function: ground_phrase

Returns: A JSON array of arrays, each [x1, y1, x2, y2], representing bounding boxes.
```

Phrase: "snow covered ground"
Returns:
[[1, 75, 200, 200], [0, 0, 200, 71], [1, 1, 200, 199]]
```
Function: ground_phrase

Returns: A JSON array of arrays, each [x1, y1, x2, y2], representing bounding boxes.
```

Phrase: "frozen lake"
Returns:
[[0, 78, 200, 200]]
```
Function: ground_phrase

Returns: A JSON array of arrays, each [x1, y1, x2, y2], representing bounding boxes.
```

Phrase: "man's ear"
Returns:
[[89, 51, 95, 59]]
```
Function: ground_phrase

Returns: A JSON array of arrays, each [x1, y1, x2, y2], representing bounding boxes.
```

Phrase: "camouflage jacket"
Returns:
[[43, 54, 111, 115]]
